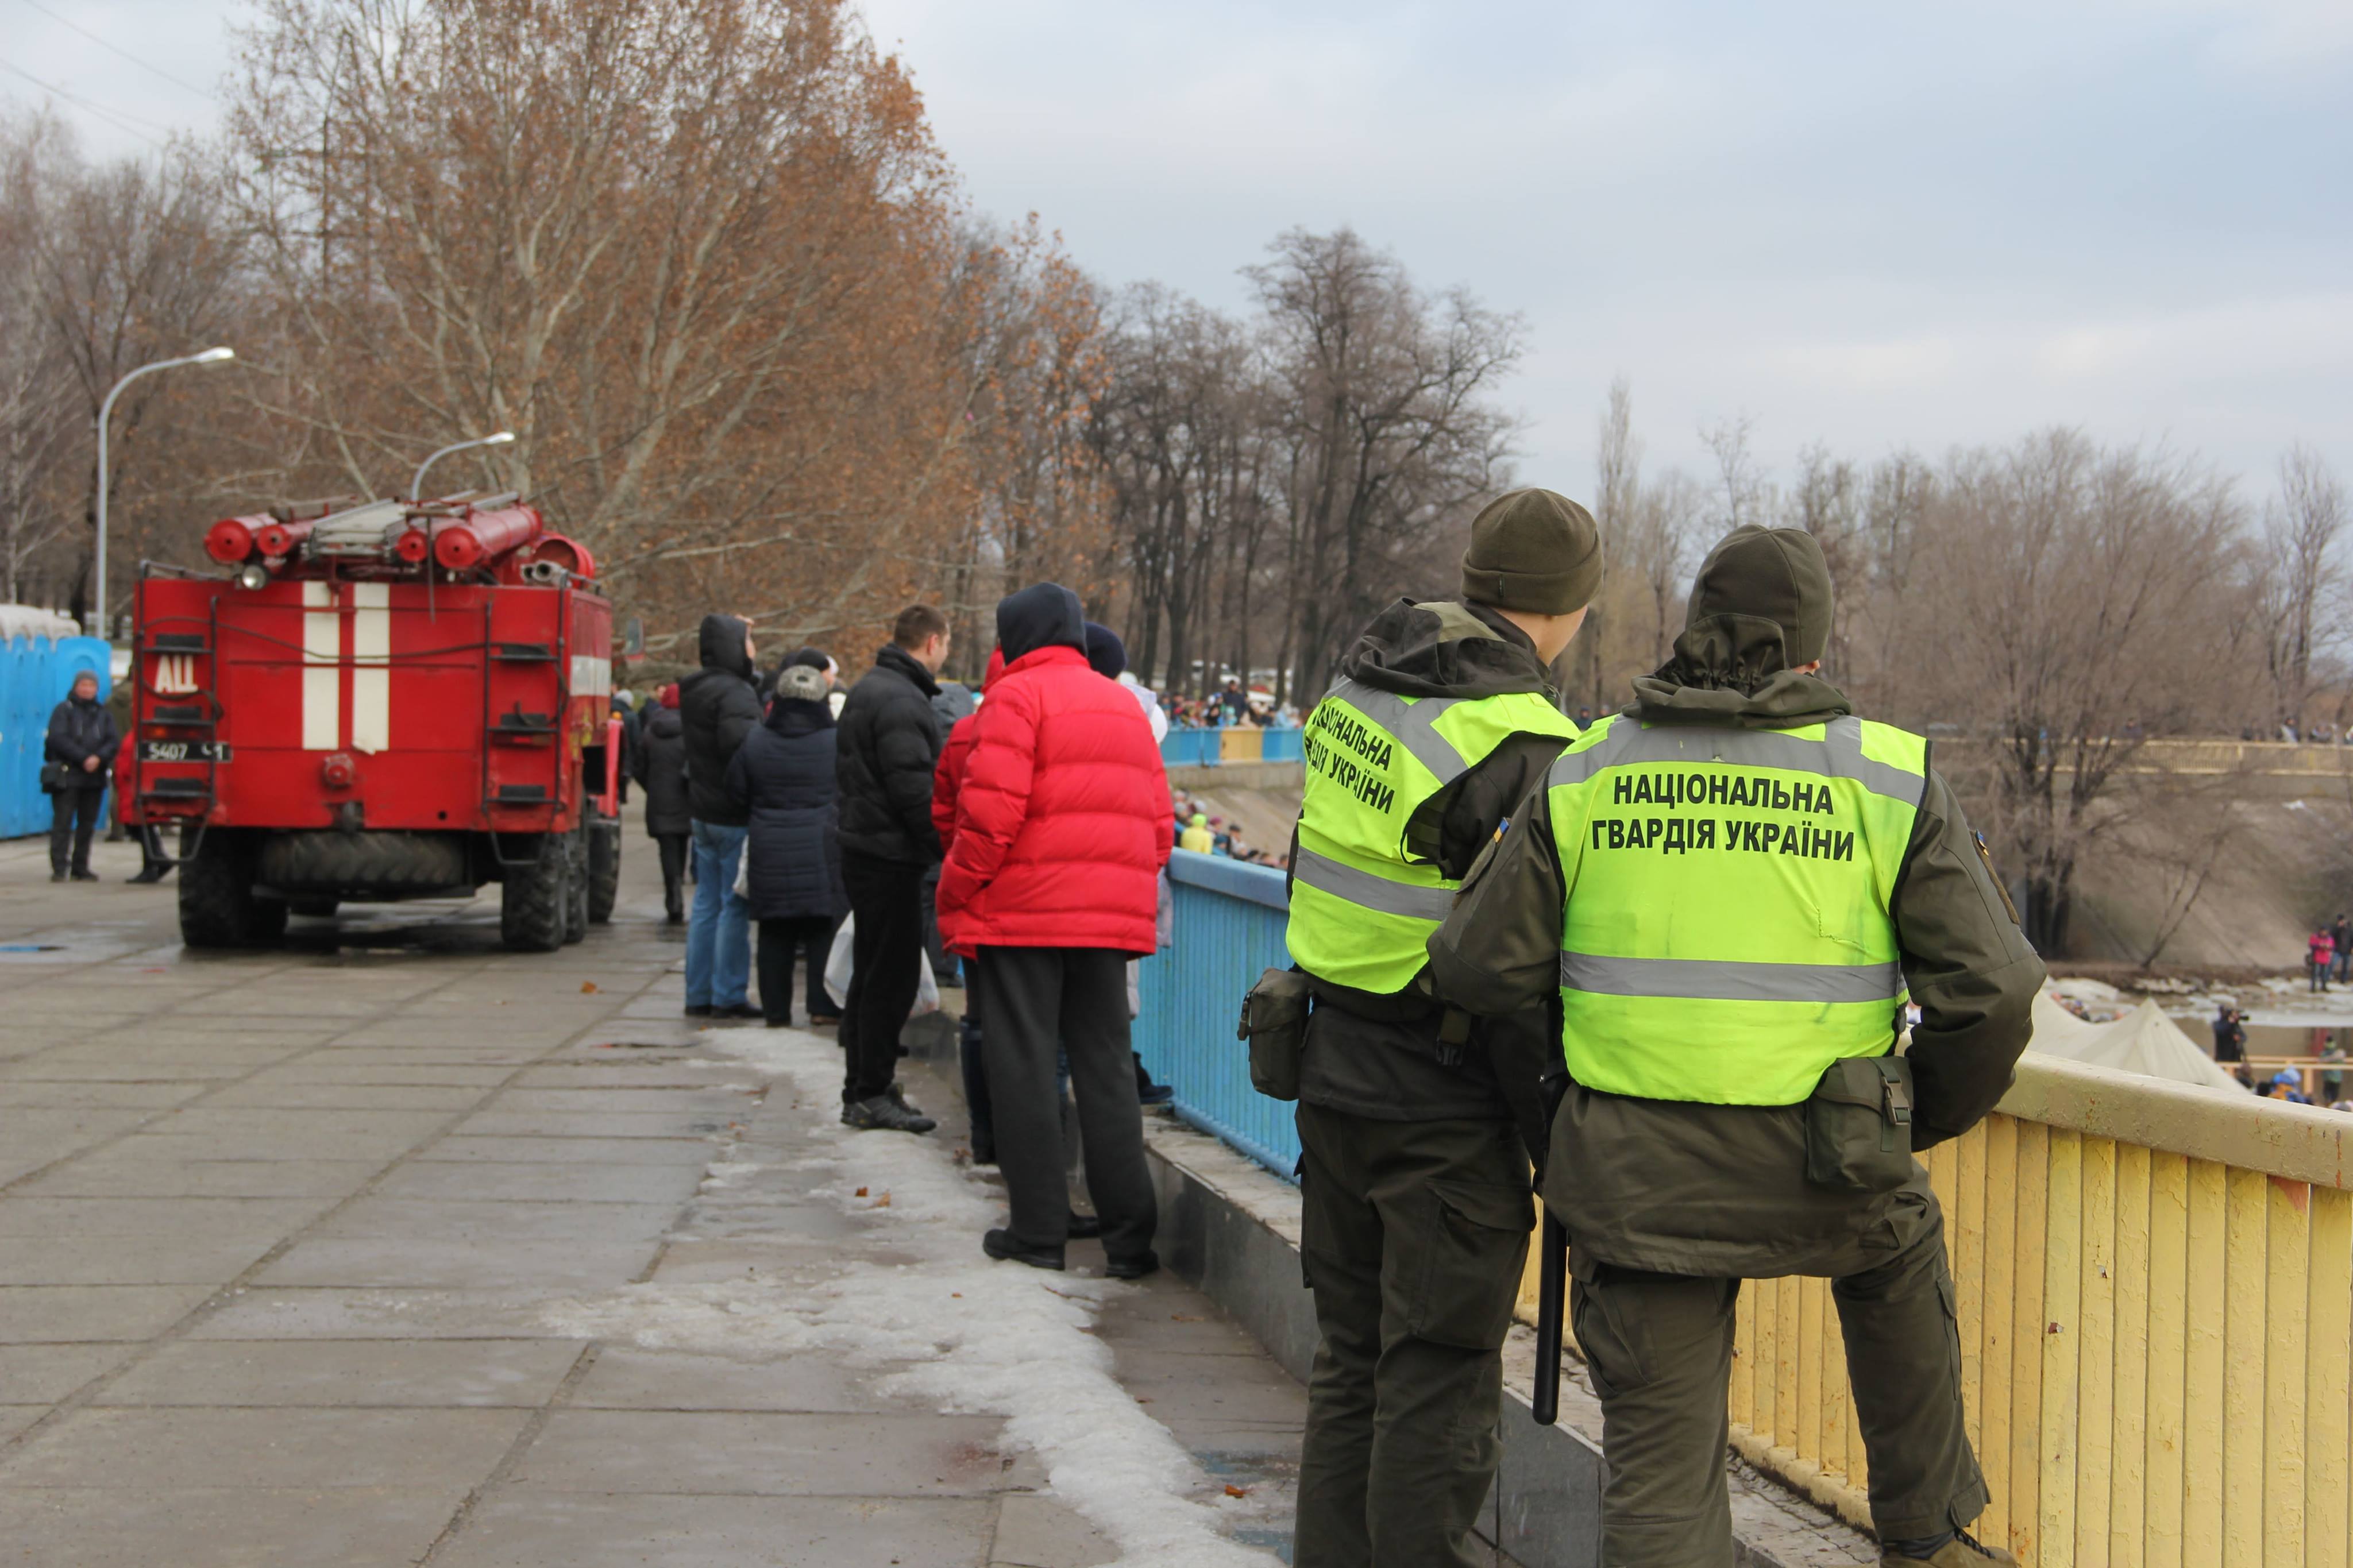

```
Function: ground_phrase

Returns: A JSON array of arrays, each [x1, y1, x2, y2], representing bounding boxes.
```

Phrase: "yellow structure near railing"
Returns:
[[1518, 1053, 2353, 1565]]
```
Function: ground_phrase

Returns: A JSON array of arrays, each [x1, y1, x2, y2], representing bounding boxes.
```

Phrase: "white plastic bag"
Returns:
[[820, 912, 939, 1015]]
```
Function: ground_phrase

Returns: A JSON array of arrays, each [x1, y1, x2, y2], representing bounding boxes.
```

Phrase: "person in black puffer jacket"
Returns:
[[677, 614, 764, 1018], [44, 670, 117, 882], [631, 685, 693, 922], [833, 603, 952, 1133], [727, 663, 847, 1028]]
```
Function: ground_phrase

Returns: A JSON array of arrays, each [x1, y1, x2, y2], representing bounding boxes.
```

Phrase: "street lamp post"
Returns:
[[94, 346, 235, 640], [410, 430, 515, 504]]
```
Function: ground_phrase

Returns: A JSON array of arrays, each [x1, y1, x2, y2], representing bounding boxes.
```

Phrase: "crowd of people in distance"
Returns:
[[1165, 674, 1299, 730], [1171, 790, 1283, 867]]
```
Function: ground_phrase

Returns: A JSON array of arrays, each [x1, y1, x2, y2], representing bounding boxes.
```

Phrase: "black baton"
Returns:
[[1532, 1206, 1568, 1426]]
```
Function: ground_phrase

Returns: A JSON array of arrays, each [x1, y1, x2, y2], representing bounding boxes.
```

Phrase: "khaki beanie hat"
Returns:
[[1684, 526, 1835, 666], [1460, 488, 1604, 615]]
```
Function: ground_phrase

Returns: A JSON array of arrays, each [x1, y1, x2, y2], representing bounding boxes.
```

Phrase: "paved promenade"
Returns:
[[0, 824, 1306, 1566]]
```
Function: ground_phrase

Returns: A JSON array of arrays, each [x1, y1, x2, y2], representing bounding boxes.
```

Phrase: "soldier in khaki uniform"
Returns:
[[1278, 489, 1602, 1567], [1429, 526, 2042, 1567]]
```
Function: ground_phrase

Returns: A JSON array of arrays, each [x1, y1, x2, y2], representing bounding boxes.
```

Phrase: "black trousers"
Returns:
[[1293, 1102, 1532, 1568], [959, 952, 995, 1161], [49, 788, 102, 875], [975, 945, 1156, 1260], [757, 915, 836, 1025], [839, 849, 928, 1103], [653, 833, 689, 917]]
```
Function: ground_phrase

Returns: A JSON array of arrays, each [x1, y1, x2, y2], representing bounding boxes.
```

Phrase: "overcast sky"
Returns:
[[13, 0, 2348, 501]]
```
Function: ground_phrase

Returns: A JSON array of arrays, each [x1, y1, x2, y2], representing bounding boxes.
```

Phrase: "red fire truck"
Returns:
[[123, 492, 622, 952]]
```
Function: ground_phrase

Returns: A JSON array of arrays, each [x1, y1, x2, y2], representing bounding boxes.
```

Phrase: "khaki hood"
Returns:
[[1336, 598, 1559, 702], [1629, 617, 1853, 729]]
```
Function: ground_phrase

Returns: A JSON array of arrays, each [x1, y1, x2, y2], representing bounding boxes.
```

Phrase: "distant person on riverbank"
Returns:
[[44, 670, 114, 883], [2332, 915, 2350, 983], [2321, 1037, 2346, 1103], [2212, 1003, 2246, 1065], [2310, 928, 2336, 992]]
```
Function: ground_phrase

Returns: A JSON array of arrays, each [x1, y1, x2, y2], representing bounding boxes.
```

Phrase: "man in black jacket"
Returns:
[[678, 615, 764, 1018], [45, 670, 117, 883], [631, 685, 693, 923], [834, 604, 951, 1132]]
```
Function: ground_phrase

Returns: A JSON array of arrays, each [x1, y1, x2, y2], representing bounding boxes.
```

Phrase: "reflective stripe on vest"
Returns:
[[1545, 712, 1927, 1105], [1287, 678, 1580, 995]]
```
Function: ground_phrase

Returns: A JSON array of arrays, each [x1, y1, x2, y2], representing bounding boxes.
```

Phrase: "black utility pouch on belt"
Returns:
[[1804, 1054, 1916, 1192], [1239, 968, 1313, 1101]]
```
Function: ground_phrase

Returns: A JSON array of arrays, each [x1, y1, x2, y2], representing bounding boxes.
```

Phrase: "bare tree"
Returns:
[[2259, 444, 2347, 732]]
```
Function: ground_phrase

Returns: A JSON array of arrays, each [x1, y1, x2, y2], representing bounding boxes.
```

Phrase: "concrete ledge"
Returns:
[[2003, 1051, 2353, 1187], [1138, 1113, 1874, 1568]]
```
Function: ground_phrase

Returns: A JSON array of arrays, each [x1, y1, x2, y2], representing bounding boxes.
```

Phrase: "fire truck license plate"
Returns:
[[140, 741, 231, 763]]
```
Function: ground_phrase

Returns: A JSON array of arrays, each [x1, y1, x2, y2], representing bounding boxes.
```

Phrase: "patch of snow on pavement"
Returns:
[[544, 1024, 1279, 1568]]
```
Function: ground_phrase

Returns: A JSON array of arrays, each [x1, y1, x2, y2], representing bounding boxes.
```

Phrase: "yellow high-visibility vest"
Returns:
[[1287, 679, 1579, 994], [1540, 713, 1927, 1104]]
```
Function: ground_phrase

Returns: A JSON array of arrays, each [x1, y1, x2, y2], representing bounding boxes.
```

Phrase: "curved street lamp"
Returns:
[[410, 430, 515, 504], [94, 346, 234, 639]]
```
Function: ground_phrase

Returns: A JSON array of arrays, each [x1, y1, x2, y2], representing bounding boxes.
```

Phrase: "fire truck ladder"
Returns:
[[479, 597, 570, 868], [129, 583, 227, 862]]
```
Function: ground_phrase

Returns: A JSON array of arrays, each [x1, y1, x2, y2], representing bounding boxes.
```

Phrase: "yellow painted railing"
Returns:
[[1520, 1055, 2353, 1565]]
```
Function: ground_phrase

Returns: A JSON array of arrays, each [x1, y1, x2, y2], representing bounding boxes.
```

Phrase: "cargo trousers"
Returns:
[[1569, 1198, 1987, 1567], [1293, 1102, 1533, 1568]]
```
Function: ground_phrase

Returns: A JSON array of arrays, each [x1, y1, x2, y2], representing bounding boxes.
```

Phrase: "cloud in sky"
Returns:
[[12, 0, 2347, 497]]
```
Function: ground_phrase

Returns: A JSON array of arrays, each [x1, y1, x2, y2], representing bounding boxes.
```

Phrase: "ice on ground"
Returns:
[[545, 1025, 1279, 1568], [2050, 977, 2123, 1005]]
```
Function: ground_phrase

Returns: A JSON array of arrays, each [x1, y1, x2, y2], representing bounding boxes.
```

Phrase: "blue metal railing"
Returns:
[[1157, 724, 1304, 768], [1135, 848, 1302, 1179]]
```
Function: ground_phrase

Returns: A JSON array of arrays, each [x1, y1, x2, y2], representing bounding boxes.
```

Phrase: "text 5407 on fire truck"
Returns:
[[125, 491, 623, 952]]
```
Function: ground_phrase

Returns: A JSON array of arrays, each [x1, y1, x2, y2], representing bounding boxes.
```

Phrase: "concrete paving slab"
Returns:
[[991, 1493, 1117, 1568], [189, 1288, 581, 1341], [0, 1484, 462, 1567], [412, 1135, 723, 1165], [569, 1347, 915, 1416], [430, 1492, 995, 1568], [198, 1082, 491, 1112], [312, 1198, 677, 1242], [152, 1107, 455, 1142], [0, 1234, 273, 1285], [248, 1060, 519, 1086], [1110, 1347, 1309, 1430], [0, 1197, 332, 1236], [0, 1406, 44, 1443], [488, 1088, 764, 1114], [93, 1338, 584, 1408], [504, 1410, 1015, 1497], [0, 1081, 207, 1109], [0, 1406, 530, 1490], [13, 1156, 381, 1200], [453, 1111, 745, 1139], [370, 1160, 705, 1206], [0, 1284, 218, 1342], [255, 1237, 664, 1290], [0, 1343, 128, 1404]]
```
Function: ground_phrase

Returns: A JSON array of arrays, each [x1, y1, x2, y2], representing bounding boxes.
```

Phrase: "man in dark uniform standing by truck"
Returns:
[[1264, 488, 1601, 1568], [1429, 526, 2043, 1567]]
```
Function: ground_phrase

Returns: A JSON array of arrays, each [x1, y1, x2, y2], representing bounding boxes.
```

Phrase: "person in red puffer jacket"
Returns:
[[939, 582, 1171, 1277]]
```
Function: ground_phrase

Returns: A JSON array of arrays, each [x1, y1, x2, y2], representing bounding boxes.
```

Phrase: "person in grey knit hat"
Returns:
[[1273, 486, 1602, 1568]]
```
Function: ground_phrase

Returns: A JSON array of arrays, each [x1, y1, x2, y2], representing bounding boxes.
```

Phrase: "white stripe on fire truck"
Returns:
[[351, 582, 390, 754], [302, 581, 339, 751]]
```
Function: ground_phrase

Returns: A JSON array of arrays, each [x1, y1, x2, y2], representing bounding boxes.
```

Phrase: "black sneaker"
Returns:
[[126, 866, 169, 885], [684, 1004, 713, 1018], [70, 870, 99, 882], [1066, 1211, 1103, 1240], [711, 1001, 762, 1021], [1104, 1250, 1160, 1281], [842, 1094, 936, 1134], [983, 1227, 1065, 1270], [49, 871, 65, 883], [886, 1082, 926, 1119]]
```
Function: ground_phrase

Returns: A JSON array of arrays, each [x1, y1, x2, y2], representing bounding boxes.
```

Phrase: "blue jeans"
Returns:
[[684, 820, 751, 1007]]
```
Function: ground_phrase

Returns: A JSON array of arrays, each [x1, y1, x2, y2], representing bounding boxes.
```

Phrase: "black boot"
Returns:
[[843, 1095, 936, 1134], [983, 1228, 1064, 1270]]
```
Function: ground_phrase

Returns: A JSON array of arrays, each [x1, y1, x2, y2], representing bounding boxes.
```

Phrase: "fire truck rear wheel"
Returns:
[[587, 814, 621, 925], [178, 830, 288, 949], [499, 837, 569, 953], [562, 821, 590, 945]]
